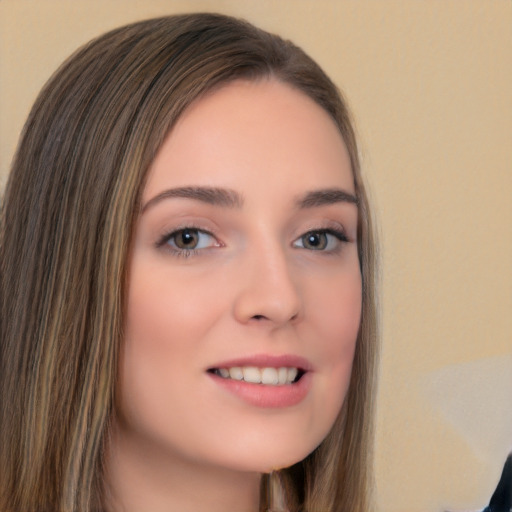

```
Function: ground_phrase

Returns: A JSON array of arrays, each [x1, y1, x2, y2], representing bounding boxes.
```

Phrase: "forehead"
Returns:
[[143, 79, 353, 201]]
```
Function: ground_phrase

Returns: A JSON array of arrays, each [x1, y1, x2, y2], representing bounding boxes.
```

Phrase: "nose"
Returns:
[[232, 241, 302, 327]]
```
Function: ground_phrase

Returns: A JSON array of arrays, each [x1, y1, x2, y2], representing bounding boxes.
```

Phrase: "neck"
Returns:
[[104, 422, 261, 512]]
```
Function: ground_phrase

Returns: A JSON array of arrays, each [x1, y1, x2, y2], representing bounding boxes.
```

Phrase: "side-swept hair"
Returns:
[[0, 13, 378, 512]]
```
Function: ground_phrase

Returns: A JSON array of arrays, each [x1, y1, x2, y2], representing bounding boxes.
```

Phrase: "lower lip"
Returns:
[[207, 371, 312, 408]]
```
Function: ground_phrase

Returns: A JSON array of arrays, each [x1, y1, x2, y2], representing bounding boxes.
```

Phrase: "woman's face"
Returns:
[[117, 79, 361, 473]]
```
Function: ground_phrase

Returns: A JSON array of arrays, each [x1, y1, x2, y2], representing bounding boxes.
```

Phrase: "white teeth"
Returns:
[[229, 367, 244, 380], [261, 367, 279, 385], [216, 366, 301, 385], [277, 367, 288, 385], [242, 367, 261, 383], [287, 367, 298, 383]]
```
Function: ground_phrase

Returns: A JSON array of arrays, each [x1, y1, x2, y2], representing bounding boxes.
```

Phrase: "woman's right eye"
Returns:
[[159, 228, 219, 254]]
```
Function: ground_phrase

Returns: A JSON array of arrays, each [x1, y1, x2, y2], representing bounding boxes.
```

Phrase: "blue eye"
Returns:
[[163, 228, 217, 252], [293, 229, 347, 251]]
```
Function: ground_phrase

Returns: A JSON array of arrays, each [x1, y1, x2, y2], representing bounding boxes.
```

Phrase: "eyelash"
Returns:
[[156, 225, 349, 259], [293, 228, 349, 253], [156, 225, 219, 258]]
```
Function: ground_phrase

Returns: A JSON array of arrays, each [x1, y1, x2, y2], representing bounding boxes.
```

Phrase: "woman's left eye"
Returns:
[[160, 228, 218, 253], [293, 229, 347, 251]]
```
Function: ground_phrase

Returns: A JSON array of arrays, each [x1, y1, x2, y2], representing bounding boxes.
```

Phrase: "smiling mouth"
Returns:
[[207, 366, 305, 385]]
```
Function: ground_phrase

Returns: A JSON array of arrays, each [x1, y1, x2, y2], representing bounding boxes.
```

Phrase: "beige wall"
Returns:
[[1, 1, 511, 511]]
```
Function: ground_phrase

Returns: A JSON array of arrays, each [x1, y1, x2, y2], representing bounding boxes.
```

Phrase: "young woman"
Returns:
[[0, 13, 378, 512]]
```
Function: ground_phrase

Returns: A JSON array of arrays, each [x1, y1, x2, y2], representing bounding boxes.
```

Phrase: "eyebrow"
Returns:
[[296, 188, 358, 208], [142, 186, 243, 212], [141, 185, 358, 213]]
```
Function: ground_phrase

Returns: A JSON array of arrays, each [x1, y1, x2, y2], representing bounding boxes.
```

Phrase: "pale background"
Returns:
[[1, 1, 511, 511]]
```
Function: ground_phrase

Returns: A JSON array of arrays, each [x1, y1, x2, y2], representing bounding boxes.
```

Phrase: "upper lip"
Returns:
[[207, 354, 313, 372]]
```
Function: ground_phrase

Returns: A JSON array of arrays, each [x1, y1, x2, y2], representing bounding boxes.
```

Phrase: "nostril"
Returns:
[[250, 312, 298, 322]]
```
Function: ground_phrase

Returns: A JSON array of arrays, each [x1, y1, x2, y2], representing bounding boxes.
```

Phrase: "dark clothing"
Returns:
[[482, 454, 512, 512]]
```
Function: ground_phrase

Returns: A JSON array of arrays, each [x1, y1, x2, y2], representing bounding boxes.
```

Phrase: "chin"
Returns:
[[201, 403, 342, 475], [215, 434, 324, 474]]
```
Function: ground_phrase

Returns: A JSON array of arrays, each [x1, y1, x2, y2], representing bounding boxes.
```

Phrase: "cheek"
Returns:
[[305, 266, 362, 413], [123, 265, 226, 352], [312, 267, 362, 357], [117, 267, 225, 427]]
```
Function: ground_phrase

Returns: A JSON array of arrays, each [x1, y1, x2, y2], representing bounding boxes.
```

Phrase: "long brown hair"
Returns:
[[0, 13, 378, 512]]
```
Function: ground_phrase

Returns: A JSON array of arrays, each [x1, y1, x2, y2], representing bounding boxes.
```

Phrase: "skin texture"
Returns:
[[107, 79, 362, 512]]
